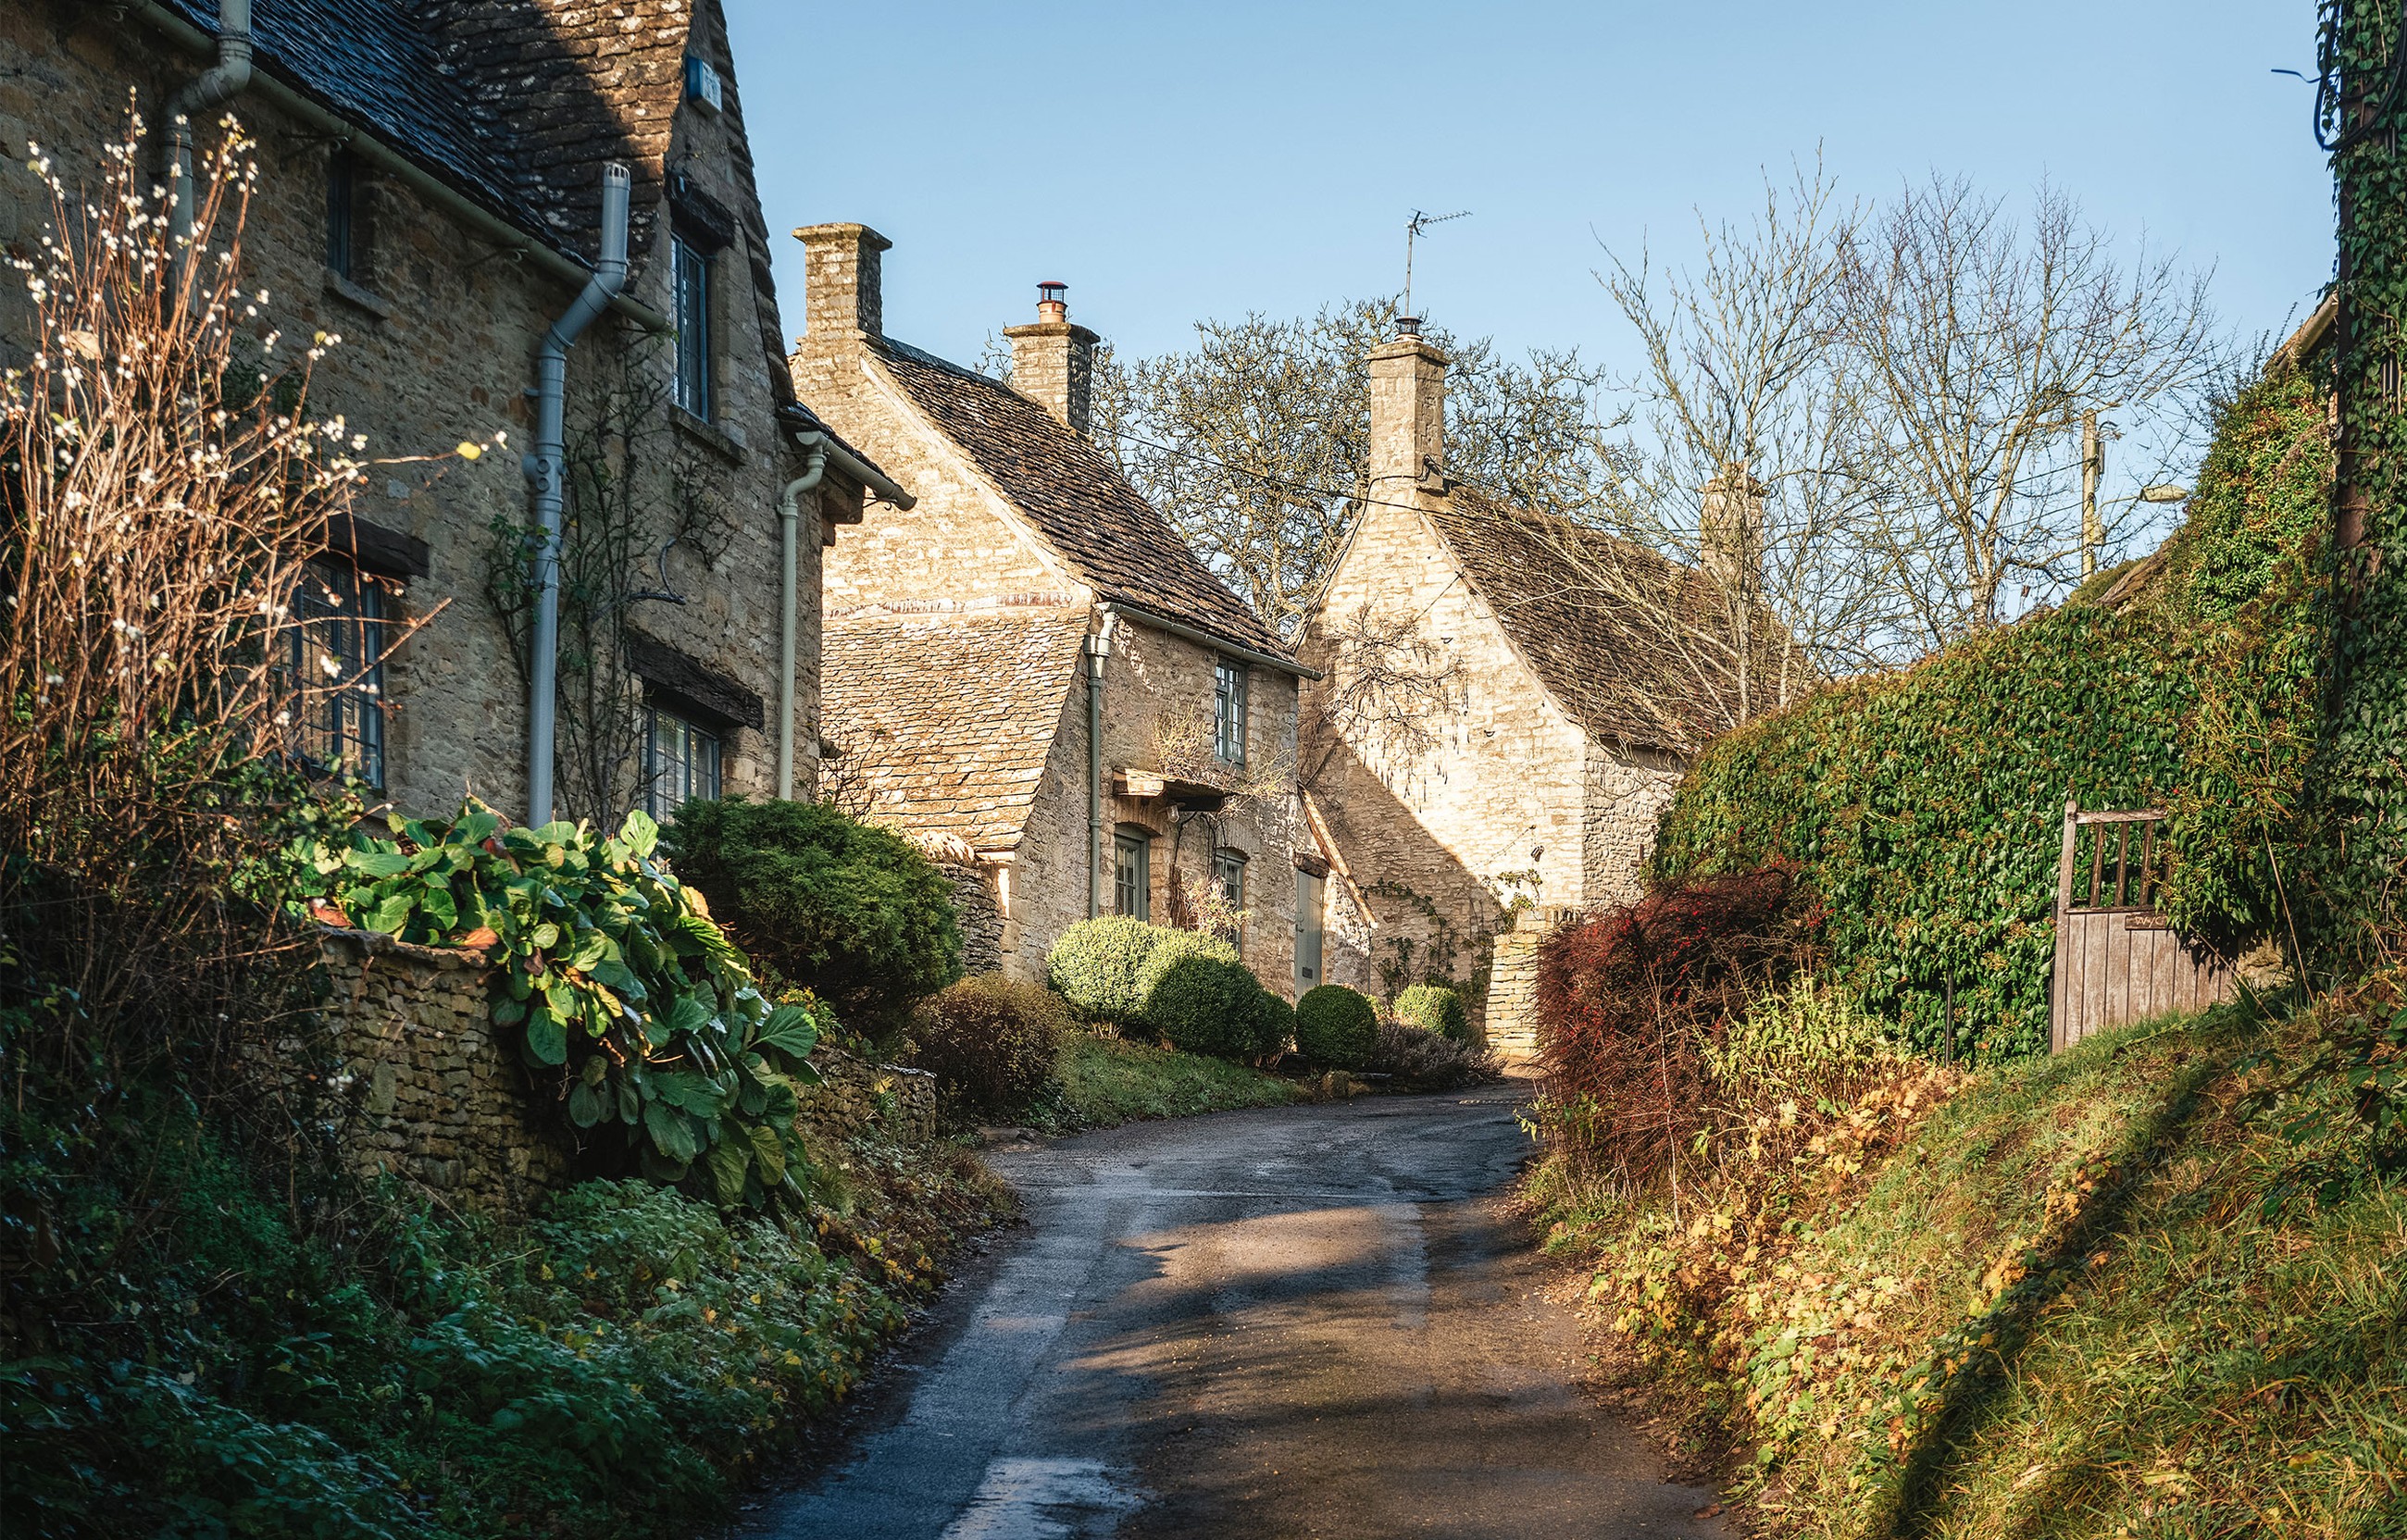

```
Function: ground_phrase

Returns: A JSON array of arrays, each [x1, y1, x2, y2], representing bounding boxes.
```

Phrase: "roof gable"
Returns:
[[870, 340, 1287, 658], [818, 606, 1089, 853], [1427, 491, 1762, 755]]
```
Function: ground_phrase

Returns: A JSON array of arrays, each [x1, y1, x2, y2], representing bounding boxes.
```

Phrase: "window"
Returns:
[[284, 561, 387, 787], [671, 233, 711, 419], [1214, 658, 1248, 765], [326, 150, 357, 279], [643, 703, 720, 821], [1293, 870, 1326, 991], [1214, 849, 1246, 911], [1113, 828, 1152, 920]]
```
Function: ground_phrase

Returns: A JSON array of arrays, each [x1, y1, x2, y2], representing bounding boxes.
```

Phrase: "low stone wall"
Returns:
[[316, 928, 567, 1216], [798, 1047, 939, 1147], [315, 931, 940, 1217], [1482, 907, 1581, 1065]]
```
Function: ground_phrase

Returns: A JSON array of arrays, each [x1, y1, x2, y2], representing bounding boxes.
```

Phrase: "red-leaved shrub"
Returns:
[[1534, 865, 1811, 1185]]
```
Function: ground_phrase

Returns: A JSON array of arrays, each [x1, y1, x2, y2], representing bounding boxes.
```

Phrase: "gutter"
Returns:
[[130, 0, 668, 333], [1099, 601, 1319, 680], [777, 426, 913, 799]]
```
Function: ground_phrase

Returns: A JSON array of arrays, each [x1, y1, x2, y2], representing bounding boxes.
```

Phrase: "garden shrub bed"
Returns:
[[1027, 1031, 1300, 1133]]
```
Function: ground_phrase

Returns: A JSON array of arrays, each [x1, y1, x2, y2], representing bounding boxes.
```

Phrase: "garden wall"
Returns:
[[315, 930, 935, 1217]]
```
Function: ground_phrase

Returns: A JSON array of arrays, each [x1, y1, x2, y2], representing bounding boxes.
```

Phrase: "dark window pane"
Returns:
[[284, 561, 385, 787], [1215, 659, 1247, 764], [643, 703, 720, 822], [672, 236, 711, 419], [326, 152, 355, 279]]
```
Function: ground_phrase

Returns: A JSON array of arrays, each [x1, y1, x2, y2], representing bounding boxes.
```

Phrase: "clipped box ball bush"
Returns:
[[911, 975, 1069, 1119], [1137, 931, 1260, 1058], [1247, 987, 1297, 1061], [1046, 916, 1171, 1025], [1294, 985, 1378, 1069], [1393, 983, 1471, 1042], [663, 798, 962, 1044]]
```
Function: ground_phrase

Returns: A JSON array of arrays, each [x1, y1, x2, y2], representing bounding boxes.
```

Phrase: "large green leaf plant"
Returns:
[[293, 801, 826, 1208]]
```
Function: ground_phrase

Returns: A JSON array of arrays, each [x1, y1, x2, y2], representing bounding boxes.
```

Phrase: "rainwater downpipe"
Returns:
[[1085, 631, 1105, 918], [166, 0, 253, 269], [775, 441, 830, 801], [524, 162, 630, 826]]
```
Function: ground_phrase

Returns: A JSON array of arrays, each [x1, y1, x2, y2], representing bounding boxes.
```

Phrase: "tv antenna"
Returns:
[[1402, 208, 1470, 320]]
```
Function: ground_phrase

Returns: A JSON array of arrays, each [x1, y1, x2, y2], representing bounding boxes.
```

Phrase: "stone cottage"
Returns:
[[0, 0, 905, 826], [792, 234, 1315, 993], [1302, 319, 1765, 1053]]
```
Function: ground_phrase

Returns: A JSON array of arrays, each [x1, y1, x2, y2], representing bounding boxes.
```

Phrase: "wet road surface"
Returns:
[[749, 1082, 1728, 1540]]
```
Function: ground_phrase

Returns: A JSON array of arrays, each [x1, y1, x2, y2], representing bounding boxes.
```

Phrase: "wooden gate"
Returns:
[[2051, 801, 2235, 1051]]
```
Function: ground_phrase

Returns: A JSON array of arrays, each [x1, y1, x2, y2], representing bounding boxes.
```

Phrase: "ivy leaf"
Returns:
[[705, 1137, 751, 1208], [746, 1122, 788, 1187], [643, 1099, 700, 1163], [345, 850, 412, 878], [567, 1080, 609, 1128], [755, 1004, 819, 1062], [365, 893, 415, 936]]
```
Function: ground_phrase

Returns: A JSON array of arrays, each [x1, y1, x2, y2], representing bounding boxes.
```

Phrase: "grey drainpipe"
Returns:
[[165, 0, 252, 269], [524, 163, 630, 826], [775, 444, 829, 801], [1085, 631, 1106, 918], [777, 427, 912, 799]]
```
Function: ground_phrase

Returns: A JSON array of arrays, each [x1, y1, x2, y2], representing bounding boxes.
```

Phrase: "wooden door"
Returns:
[[2050, 801, 2235, 1051]]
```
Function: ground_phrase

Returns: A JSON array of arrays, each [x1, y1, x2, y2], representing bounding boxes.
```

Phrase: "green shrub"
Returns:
[[1367, 1019, 1503, 1088], [1248, 987, 1297, 1060], [1137, 932, 1260, 1058], [1046, 915, 1173, 1024], [1295, 984, 1378, 1069], [1393, 982, 1471, 1042], [663, 798, 962, 1044], [1704, 975, 1899, 1107], [911, 975, 1070, 1118]]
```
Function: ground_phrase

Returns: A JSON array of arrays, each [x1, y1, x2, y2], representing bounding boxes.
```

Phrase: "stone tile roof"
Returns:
[[818, 606, 1090, 853], [165, 0, 688, 272], [873, 340, 1288, 659], [1429, 490, 1764, 754]]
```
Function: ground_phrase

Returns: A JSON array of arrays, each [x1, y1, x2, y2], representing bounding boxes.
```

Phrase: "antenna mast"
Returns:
[[1402, 207, 1470, 319]]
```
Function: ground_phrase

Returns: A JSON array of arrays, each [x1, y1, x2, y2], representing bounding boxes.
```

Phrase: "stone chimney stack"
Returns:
[[1366, 316, 1449, 506], [1003, 281, 1098, 437], [792, 222, 891, 351], [1701, 461, 1767, 602]]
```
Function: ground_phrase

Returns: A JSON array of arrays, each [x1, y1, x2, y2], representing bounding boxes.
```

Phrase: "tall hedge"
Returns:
[[1654, 366, 2330, 1058]]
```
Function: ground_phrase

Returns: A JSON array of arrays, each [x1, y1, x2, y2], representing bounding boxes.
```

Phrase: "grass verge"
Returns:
[[1532, 998, 2407, 1537], [1026, 1030, 1300, 1133]]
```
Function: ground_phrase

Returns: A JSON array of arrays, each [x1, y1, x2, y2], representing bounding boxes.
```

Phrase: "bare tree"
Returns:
[[1830, 175, 2222, 649], [1101, 300, 1617, 637]]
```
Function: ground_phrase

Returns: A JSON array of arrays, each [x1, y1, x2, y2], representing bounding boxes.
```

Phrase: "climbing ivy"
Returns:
[[2310, 0, 2407, 975], [1653, 366, 2333, 1058]]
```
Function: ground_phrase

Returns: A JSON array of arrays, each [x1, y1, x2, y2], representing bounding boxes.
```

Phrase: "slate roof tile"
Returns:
[[872, 340, 1288, 660], [818, 607, 1090, 853]]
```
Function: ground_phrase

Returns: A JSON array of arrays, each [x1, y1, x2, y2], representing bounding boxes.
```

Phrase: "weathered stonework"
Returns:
[[0, 0, 856, 827], [797, 242, 1310, 997], [794, 1048, 938, 1149]]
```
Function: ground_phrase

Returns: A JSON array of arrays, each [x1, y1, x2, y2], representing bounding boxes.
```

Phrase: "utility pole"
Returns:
[[2080, 410, 2103, 578]]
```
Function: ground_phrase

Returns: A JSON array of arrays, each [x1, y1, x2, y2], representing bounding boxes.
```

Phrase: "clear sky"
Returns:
[[724, 1, 2331, 386]]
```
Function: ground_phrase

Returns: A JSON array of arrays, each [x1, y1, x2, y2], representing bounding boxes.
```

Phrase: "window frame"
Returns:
[[284, 558, 388, 788], [1113, 827, 1153, 920], [1213, 849, 1247, 912], [1214, 657, 1249, 766], [642, 701, 722, 822], [326, 149, 357, 280], [670, 232, 712, 420]]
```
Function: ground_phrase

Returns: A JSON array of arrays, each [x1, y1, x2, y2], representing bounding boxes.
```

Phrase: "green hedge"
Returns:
[[1046, 915, 1170, 1024], [662, 798, 962, 1044], [1653, 366, 2330, 1059], [1295, 985, 1378, 1069], [1135, 932, 1259, 1058], [1393, 982, 1470, 1042]]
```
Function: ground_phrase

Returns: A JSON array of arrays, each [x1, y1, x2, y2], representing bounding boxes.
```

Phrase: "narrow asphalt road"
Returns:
[[749, 1081, 1728, 1540]]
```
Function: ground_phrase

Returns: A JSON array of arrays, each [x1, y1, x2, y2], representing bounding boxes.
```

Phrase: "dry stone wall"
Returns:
[[314, 932, 934, 1219]]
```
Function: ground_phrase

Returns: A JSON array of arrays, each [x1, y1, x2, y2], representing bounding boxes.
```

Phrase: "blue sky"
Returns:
[[724, 1, 2331, 382]]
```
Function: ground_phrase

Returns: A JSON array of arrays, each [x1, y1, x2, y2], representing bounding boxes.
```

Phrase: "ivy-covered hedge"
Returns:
[[1654, 366, 2330, 1058]]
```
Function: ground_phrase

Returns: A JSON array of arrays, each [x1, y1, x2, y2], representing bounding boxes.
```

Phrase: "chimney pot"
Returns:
[[1004, 282, 1100, 437], [1395, 315, 1422, 337]]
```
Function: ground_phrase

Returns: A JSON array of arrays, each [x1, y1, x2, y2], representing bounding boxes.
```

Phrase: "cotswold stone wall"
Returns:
[[318, 930, 567, 1215], [315, 933, 936, 1218], [940, 862, 1006, 977], [1583, 744, 1684, 912], [1483, 908, 1578, 1065]]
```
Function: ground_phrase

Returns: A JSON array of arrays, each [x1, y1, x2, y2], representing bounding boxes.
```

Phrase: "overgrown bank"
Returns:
[[1536, 997, 2407, 1535]]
